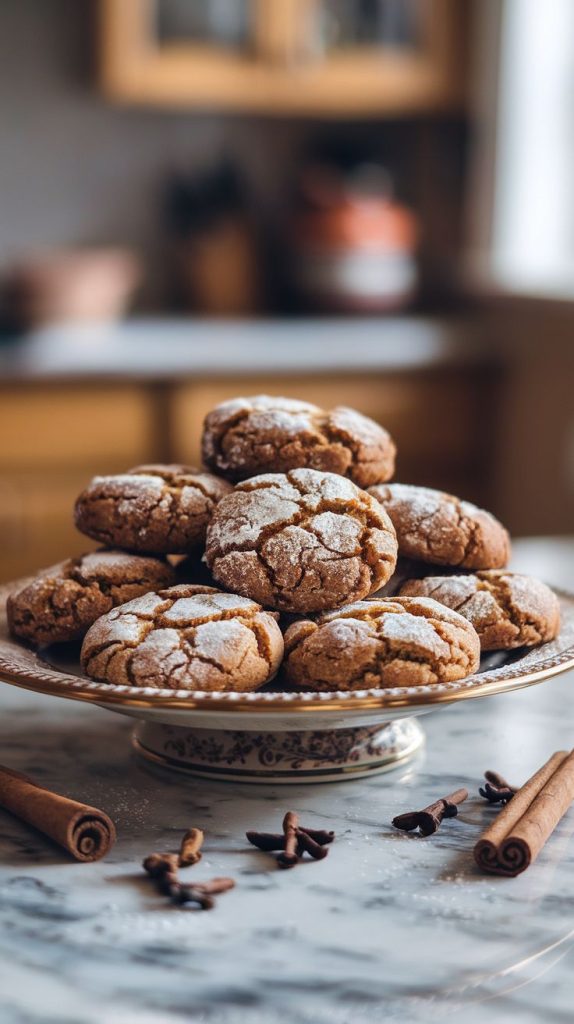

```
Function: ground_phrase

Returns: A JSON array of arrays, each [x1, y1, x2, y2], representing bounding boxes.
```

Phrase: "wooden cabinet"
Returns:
[[0, 469, 103, 582], [0, 384, 160, 581], [0, 385, 155, 470], [99, 0, 467, 115]]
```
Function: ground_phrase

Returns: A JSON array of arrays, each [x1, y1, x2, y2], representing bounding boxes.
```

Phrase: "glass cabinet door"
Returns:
[[155, 0, 252, 52], [315, 0, 425, 54]]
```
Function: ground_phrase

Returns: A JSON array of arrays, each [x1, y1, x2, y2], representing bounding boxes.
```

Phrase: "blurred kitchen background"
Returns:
[[1, 0, 573, 582]]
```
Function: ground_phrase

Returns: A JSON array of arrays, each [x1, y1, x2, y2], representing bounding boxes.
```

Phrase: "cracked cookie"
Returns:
[[399, 571, 560, 651], [204, 468, 398, 614], [81, 584, 284, 692], [375, 556, 455, 597], [74, 464, 232, 554], [201, 395, 396, 487], [367, 483, 510, 570], [283, 595, 481, 690], [7, 550, 177, 647]]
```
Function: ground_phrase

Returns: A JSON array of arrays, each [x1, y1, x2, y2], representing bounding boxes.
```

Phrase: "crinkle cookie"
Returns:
[[81, 585, 283, 692], [367, 483, 510, 570], [74, 464, 232, 554], [7, 550, 177, 647], [375, 556, 455, 597], [201, 395, 396, 487], [283, 596, 481, 690], [399, 571, 560, 651], [204, 468, 398, 614]]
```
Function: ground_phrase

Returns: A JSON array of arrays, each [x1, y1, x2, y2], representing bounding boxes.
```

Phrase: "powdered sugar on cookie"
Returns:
[[201, 394, 396, 487], [74, 464, 232, 554], [400, 571, 560, 650], [81, 584, 283, 692], [205, 468, 398, 613], [368, 483, 510, 569], [283, 594, 480, 690]]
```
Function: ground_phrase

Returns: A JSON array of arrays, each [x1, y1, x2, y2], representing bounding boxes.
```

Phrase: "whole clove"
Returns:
[[479, 770, 517, 805], [247, 813, 335, 868], [296, 829, 328, 860], [175, 877, 236, 910], [246, 826, 334, 852], [392, 788, 469, 836], [143, 852, 179, 879], [277, 811, 300, 869], [298, 828, 335, 845], [245, 831, 285, 852], [143, 829, 234, 909], [179, 827, 204, 866], [143, 852, 181, 898]]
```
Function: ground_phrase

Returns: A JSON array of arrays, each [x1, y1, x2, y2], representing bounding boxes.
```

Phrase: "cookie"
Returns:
[[367, 483, 510, 570], [375, 556, 454, 597], [81, 585, 284, 692], [399, 571, 560, 651], [7, 550, 177, 647], [201, 395, 396, 487], [74, 464, 232, 554], [204, 468, 398, 614], [283, 595, 481, 690]]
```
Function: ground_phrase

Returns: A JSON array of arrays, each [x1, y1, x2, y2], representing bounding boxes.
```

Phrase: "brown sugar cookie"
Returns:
[[204, 468, 398, 614], [375, 556, 455, 597], [74, 464, 232, 554], [81, 585, 284, 692], [367, 483, 510, 570], [201, 395, 396, 487], [399, 571, 560, 651], [283, 595, 481, 690], [7, 550, 177, 647]]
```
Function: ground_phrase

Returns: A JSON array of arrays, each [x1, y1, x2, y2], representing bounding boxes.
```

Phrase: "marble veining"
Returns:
[[2, 670, 574, 1024], [1, 539, 574, 1024]]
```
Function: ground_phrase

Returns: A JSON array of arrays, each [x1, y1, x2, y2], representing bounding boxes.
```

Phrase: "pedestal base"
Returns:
[[133, 718, 424, 783]]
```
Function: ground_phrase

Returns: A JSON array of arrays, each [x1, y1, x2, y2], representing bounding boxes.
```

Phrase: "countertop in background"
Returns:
[[0, 538, 573, 1024], [0, 317, 490, 380]]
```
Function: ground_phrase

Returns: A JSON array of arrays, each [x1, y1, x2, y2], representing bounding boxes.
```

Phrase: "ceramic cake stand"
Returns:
[[1, 582, 574, 783]]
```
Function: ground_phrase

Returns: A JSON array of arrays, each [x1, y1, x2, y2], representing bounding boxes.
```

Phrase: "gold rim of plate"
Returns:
[[1, 580, 573, 715]]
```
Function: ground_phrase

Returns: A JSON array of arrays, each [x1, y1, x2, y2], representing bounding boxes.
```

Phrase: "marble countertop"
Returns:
[[1, 538, 574, 1024]]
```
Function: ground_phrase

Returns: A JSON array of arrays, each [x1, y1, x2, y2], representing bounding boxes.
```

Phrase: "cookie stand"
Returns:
[[2, 584, 574, 783], [130, 701, 426, 782]]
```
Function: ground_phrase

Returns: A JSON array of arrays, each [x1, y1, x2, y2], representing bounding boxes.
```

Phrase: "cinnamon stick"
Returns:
[[0, 764, 116, 862], [474, 751, 574, 876]]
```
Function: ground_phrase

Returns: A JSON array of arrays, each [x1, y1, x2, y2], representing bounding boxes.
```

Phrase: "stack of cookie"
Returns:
[[7, 395, 560, 694], [369, 484, 559, 653]]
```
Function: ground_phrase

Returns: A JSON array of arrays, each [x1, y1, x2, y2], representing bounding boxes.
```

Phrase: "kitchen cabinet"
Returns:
[[99, 0, 467, 115], [0, 384, 160, 580]]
